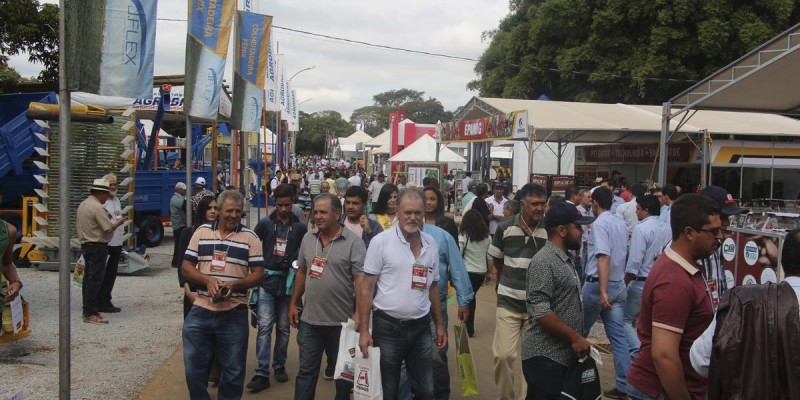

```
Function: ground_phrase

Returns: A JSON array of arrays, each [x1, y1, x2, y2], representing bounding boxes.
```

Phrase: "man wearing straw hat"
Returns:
[[76, 178, 126, 324]]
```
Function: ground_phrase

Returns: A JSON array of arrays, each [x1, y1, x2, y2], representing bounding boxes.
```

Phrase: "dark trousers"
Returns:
[[446, 192, 454, 212], [172, 226, 186, 268], [466, 272, 486, 336], [373, 311, 433, 400], [99, 245, 122, 307], [522, 356, 568, 400], [294, 321, 352, 400], [81, 243, 108, 317]]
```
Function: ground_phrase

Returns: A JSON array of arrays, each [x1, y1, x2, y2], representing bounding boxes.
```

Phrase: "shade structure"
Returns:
[[338, 130, 373, 145], [389, 134, 466, 163]]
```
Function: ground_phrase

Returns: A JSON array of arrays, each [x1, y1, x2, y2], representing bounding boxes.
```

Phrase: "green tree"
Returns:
[[350, 89, 453, 135], [0, 0, 59, 90], [470, 0, 800, 104], [296, 110, 354, 155]]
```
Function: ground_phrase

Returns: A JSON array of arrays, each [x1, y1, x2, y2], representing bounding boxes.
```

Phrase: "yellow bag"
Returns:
[[454, 323, 479, 396]]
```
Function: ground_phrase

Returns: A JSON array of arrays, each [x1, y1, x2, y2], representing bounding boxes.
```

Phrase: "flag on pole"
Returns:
[[231, 11, 272, 132], [278, 56, 288, 112], [65, 0, 157, 98], [265, 38, 279, 111], [184, 0, 235, 120], [288, 88, 298, 131]]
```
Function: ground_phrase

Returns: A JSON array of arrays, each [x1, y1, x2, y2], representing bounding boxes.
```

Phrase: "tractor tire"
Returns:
[[138, 216, 164, 247]]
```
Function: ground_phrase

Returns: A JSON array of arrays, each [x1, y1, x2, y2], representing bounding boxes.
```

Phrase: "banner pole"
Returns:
[[58, 1, 72, 397]]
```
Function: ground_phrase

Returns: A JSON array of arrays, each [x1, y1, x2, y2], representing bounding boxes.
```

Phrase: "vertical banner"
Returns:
[[184, 0, 235, 120], [278, 56, 289, 114], [231, 11, 272, 132], [288, 89, 299, 131], [265, 39, 279, 111], [65, 0, 157, 97]]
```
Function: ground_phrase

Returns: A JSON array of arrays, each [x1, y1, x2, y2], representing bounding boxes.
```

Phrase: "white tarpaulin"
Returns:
[[389, 135, 467, 163]]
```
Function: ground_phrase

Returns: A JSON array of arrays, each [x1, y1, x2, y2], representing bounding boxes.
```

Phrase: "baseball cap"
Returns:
[[467, 180, 479, 190], [175, 182, 187, 190], [699, 186, 748, 216], [544, 202, 596, 228], [195, 177, 206, 186]]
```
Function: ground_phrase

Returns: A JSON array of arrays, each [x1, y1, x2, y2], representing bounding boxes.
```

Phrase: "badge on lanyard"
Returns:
[[708, 278, 719, 307], [309, 256, 327, 279], [211, 250, 227, 272], [274, 238, 288, 257], [411, 263, 428, 290]]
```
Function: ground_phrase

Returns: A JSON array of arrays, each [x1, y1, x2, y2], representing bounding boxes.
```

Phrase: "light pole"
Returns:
[[285, 66, 314, 160], [289, 65, 315, 82], [293, 98, 314, 155]]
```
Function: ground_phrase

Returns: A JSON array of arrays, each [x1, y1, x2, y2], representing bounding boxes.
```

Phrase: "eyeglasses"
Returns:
[[695, 227, 722, 236]]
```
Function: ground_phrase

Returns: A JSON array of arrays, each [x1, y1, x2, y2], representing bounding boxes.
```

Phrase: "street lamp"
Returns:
[[289, 65, 315, 82]]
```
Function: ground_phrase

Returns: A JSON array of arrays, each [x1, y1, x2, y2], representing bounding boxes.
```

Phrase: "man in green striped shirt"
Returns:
[[488, 183, 548, 400]]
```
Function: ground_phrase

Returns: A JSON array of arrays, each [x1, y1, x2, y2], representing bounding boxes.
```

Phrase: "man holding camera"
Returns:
[[181, 190, 265, 399], [248, 183, 308, 392]]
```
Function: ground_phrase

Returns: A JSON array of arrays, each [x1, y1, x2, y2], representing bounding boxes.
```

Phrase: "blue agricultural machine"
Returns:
[[131, 85, 212, 247]]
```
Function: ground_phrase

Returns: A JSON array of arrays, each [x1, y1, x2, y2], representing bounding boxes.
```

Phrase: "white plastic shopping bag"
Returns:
[[334, 319, 359, 382], [353, 346, 382, 400]]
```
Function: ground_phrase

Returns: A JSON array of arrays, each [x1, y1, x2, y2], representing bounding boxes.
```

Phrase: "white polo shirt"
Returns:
[[364, 225, 440, 320]]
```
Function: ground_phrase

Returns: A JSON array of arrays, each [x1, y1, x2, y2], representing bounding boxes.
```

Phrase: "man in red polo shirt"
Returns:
[[627, 194, 722, 400]]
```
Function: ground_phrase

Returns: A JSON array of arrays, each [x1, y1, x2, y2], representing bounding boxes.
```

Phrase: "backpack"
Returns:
[[707, 281, 800, 399]]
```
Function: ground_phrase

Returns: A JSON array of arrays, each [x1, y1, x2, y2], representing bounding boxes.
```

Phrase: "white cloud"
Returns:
[[10, 0, 509, 121]]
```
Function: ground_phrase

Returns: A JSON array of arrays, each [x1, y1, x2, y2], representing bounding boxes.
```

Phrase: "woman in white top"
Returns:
[[458, 209, 493, 337]]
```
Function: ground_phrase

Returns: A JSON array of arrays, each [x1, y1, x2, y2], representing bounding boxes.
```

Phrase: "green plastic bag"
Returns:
[[454, 323, 479, 396]]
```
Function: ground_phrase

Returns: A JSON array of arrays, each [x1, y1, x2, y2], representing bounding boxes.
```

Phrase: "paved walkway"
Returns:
[[137, 284, 616, 399], [140, 206, 617, 399]]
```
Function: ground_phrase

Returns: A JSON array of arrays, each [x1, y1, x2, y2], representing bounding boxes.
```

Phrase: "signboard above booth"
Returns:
[[439, 110, 528, 143]]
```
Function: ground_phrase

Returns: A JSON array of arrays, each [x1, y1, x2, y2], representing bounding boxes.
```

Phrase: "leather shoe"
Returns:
[[274, 367, 289, 383]]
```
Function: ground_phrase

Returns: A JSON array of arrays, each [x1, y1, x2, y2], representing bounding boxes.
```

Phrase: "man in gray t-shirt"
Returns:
[[289, 194, 365, 400]]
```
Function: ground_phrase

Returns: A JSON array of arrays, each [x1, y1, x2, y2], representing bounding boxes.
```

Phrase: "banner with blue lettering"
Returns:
[[265, 39, 279, 111], [184, 0, 235, 120], [65, 0, 157, 98], [231, 11, 272, 132]]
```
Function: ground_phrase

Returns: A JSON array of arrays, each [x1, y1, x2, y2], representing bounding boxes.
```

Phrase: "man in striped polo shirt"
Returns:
[[181, 190, 265, 399], [489, 183, 548, 400]]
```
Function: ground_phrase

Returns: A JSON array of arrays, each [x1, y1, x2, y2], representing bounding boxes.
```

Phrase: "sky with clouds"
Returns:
[[8, 0, 510, 121]]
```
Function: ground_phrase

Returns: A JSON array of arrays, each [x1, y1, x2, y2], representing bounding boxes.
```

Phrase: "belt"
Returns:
[[82, 242, 107, 246], [634, 276, 647, 282], [373, 309, 430, 327], [586, 276, 599, 283]]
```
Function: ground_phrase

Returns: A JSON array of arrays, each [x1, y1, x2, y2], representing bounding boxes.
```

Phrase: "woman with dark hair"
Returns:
[[177, 195, 218, 317], [369, 183, 398, 230], [423, 185, 458, 241], [459, 209, 492, 337]]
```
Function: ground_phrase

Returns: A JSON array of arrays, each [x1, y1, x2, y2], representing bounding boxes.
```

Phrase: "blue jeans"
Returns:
[[373, 310, 434, 400], [294, 321, 352, 400], [254, 287, 292, 378], [81, 243, 108, 316], [582, 280, 630, 393], [183, 305, 249, 400], [522, 356, 568, 400], [627, 384, 664, 400], [623, 280, 645, 358], [399, 306, 450, 400]]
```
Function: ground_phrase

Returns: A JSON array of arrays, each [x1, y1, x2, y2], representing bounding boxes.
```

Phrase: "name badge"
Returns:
[[211, 250, 227, 272], [309, 256, 327, 279], [708, 278, 719, 306], [274, 238, 288, 257], [411, 263, 428, 290]]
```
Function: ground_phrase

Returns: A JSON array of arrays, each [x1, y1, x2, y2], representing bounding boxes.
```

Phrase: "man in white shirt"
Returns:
[[615, 183, 647, 235], [358, 189, 446, 400], [101, 174, 126, 313], [460, 172, 473, 194], [348, 170, 361, 188], [368, 173, 386, 204], [486, 182, 508, 236]]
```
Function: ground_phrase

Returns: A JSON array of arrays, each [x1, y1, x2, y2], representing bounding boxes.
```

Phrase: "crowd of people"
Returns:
[[57, 159, 798, 400]]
